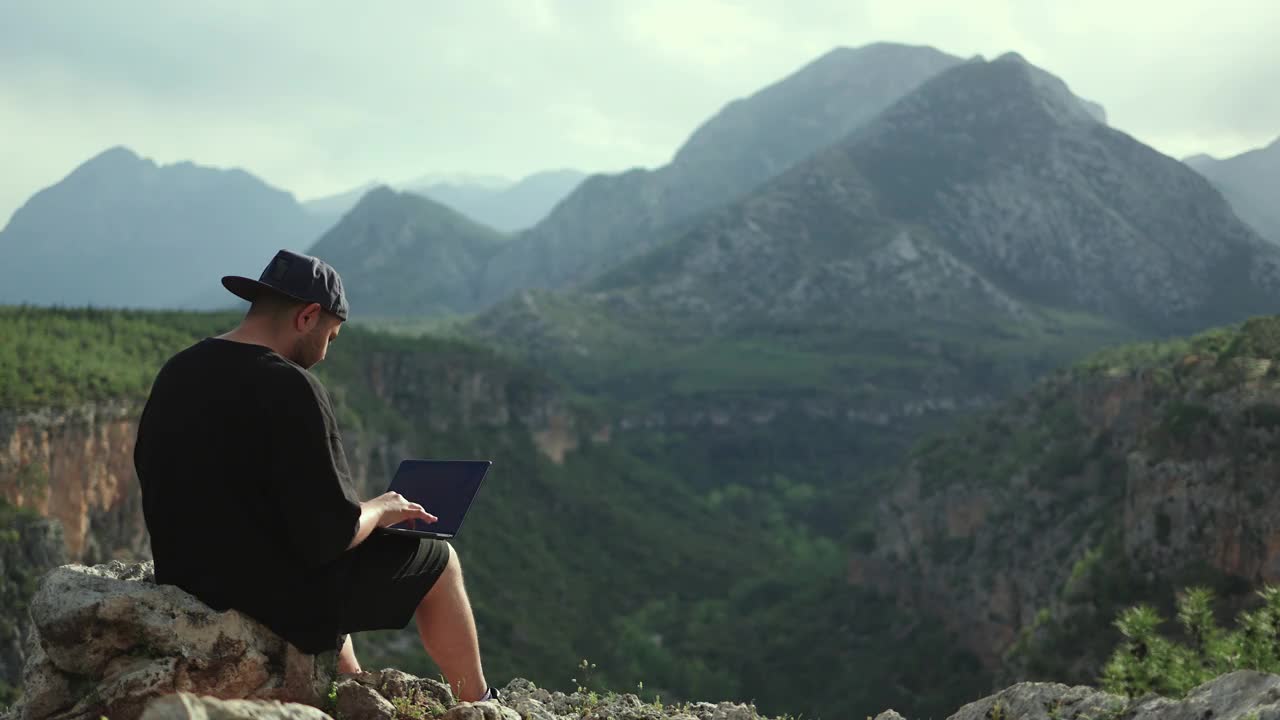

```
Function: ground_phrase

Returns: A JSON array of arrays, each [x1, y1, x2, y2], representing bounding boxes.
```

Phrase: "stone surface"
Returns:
[[139, 693, 331, 720], [496, 681, 764, 720], [943, 671, 1280, 720], [440, 701, 522, 720], [946, 681, 1124, 720], [351, 668, 454, 708], [1128, 671, 1280, 720], [11, 561, 337, 720], [333, 680, 396, 720]]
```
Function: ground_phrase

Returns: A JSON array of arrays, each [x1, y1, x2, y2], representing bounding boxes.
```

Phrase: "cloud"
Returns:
[[1, 0, 1277, 224]]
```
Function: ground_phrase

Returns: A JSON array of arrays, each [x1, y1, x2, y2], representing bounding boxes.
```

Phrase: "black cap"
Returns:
[[222, 249, 349, 321]]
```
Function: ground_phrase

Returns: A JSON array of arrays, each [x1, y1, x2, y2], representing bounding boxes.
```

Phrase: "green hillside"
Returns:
[[846, 315, 1280, 693], [17, 308, 1280, 718], [3, 307, 976, 719]]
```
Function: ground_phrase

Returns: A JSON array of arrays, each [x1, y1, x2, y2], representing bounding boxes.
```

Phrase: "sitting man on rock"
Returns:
[[133, 249, 496, 703]]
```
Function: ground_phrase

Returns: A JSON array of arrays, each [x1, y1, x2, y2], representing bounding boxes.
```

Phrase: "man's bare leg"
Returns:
[[415, 543, 488, 702], [337, 634, 362, 675]]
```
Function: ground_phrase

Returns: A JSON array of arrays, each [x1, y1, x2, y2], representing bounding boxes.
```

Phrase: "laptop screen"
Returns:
[[386, 460, 491, 536]]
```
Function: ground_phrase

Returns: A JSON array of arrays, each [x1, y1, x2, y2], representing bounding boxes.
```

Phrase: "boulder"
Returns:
[[943, 671, 1280, 720], [495, 680, 762, 720], [12, 562, 337, 720], [332, 681, 395, 720], [1127, 671, 1280, 720], [946, 681, 1124, 720], [139, 693, 330, 720], [440, 701, 521, 720]]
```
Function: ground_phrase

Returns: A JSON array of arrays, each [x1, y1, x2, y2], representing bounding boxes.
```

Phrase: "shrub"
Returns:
[[1160, 402, 1215, 443], [1245, 403, 1280, 430], [1102, 585, 1280, 698]]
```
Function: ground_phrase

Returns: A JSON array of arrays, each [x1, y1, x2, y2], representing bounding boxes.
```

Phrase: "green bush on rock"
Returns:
[[1102, 585, 1280, 698]]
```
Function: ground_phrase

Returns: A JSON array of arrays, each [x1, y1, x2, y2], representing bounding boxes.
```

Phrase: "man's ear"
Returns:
[[295, 302, 323, 332]]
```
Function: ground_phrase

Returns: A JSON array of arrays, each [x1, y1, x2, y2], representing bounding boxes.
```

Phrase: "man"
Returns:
[[134, 249, 495, 702]]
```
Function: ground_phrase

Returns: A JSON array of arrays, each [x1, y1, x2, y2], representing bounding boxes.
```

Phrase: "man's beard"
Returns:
[[288, 327, 326, 368]]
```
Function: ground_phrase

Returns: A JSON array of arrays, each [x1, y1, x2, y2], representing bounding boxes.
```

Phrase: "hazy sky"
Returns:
[[2, 0, 1278, 225]]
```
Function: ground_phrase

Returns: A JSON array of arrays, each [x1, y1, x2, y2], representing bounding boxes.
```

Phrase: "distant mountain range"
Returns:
[[303, 169, 586, 233], [0, 147, 326, 309], [328, 44, 1112, 317], [468, 52, 1279, 421], [476, 43, 970, 305], [1185, 137, 1280, 243], [312, 43, 1009, 316], [0, 149, 582, 310]]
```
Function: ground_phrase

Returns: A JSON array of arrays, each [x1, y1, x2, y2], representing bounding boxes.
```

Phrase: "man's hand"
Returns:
[[347, 492, 438, 550], [371, 491, 438, 528]]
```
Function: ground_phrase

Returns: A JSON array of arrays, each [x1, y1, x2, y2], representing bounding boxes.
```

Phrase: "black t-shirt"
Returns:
[[134, 337, 362, 653]]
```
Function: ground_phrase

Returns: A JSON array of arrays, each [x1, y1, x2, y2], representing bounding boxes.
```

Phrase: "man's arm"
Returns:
[[347, 491, 438, 550]]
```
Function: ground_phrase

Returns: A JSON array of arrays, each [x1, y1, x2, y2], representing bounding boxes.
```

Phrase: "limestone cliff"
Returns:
[[0, 402, 145, 563], [0, 508, 64, 701], [853, 316, 1280, 685]]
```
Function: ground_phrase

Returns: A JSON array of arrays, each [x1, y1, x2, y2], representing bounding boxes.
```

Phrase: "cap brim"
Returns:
[[220, 276, 309, 306], [221, 276, 270, 304]]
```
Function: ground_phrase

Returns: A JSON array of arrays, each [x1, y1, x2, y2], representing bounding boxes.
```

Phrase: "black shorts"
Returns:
[[339, 531, 451, 634]]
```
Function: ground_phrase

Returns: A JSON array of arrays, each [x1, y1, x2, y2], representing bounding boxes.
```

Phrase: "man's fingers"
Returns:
[[403, 503, 437, 523]]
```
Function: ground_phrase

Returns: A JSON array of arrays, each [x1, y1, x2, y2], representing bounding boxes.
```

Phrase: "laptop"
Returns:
[[373, 459, 492, 540]]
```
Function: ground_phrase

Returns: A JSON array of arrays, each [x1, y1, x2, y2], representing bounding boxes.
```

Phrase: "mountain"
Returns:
[[469, 53, 1279, 423], [1185, 137, 1280, 243], [304, 170, 586, 235], [0, 147, 327, 309], [302, 180, 382, 228], [462, 58, 1280, 712], [306, 187, 508, 318], [406, 169, 586, 232], [478, 43, 970, 305]]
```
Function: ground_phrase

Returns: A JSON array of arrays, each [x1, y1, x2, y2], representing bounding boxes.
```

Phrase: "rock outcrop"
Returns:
[[3, 561, 774, 720], [138, 693, 331, 720], [13, 562, 336, 720], [12, 561, 1280, 720], [948, 670, 1280, 720]]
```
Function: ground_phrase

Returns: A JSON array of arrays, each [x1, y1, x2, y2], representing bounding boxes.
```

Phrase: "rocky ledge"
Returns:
[[6, 562, 1280, 720], [0, 563, 771, 720]]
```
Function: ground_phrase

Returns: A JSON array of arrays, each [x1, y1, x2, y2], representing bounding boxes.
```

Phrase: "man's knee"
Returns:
[[443, 541, 460, 575], [424, 542, 460, 601]]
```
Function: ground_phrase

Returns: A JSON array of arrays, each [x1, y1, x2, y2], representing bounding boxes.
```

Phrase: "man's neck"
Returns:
[[217, 324, 290, 360]]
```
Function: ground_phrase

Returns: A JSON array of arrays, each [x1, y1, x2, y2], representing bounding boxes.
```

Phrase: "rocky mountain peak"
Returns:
[[475, 44, 965, 308], [671, 42, 962, 170], [72, 145, 151, 174], [863, 52, 1102, 145], [994, 50, 1030, 64]]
